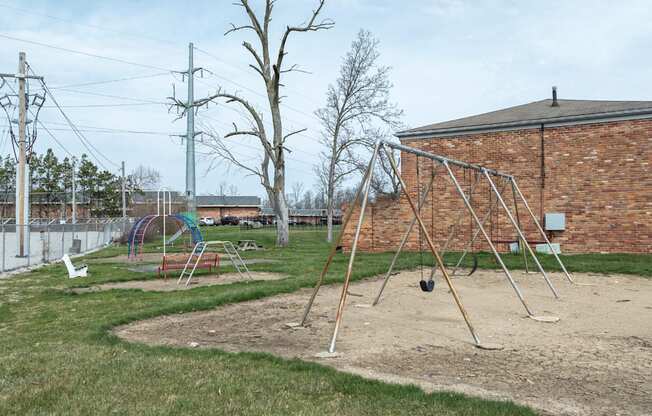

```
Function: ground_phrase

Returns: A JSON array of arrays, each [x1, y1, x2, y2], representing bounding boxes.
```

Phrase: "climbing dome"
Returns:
[[127, 213, 203, 259]]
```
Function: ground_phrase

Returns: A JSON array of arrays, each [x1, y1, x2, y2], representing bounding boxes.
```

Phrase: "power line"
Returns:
[[47, 72, 170, 90], [194, 118, 318, 170], [42, 102, 165, 109], [195, 70, 323, 126], [0, 3, 178, 46], [34, 73, 119, 170], [0, 33, 174, 72], [35, 120, 178, 136], [193, 45, 323, 110], [194, 77, 323, 147], [53, 88, 167, 104], [196, 113, 320, 160]]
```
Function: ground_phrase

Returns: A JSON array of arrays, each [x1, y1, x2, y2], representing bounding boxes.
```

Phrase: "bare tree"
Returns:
[[315, 29, 402, 242], [217, 181, 227, 196], [355, 126, 402, 197], [228, 184, 239, 196], [128, 165, 161, 191], [289, 181, 304, 208], [301, 189, 314, 209], [196, 0, 333, 247]]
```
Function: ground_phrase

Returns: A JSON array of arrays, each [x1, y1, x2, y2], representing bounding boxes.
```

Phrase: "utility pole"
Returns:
[[71, 159, 76, 225], [169, 42, 212, 218], [121, 161, 127, 219], [16, 52, 27, 257], [0, 52, 44, 257], [185, 43, 196, 215]]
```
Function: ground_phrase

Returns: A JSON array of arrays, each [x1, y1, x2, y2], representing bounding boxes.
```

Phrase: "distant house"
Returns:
[[260, 207, 342, 225], [0, 191, 91, 220], [196, 195, 261, 220], [130, 192, 261, 220]]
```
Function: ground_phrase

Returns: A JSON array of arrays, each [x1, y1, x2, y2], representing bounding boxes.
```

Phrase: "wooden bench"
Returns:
[[158, 253, 220, 279]]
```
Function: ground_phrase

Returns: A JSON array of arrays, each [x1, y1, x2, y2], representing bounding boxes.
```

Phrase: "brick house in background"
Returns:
[[0, 191, 91, 220], [342, 90, 652, 254], [131, 192, 261, 220], [260, 207, 343, 225], [196, 195, 261, 219]]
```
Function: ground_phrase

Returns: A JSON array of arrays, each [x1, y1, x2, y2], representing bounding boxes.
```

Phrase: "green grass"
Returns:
[[1, 226, 650, 415]]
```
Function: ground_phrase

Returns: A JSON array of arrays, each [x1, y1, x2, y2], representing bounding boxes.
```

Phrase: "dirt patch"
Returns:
[[90, 252, 278, 266], [115, 270, 652, 416], [73, 272, 287, 293]]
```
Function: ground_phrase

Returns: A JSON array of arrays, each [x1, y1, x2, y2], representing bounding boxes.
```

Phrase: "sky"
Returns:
[[1, 0, 651, 199]]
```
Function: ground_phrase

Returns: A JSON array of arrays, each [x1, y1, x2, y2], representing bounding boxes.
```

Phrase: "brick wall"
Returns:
[[342, 119, 652, 254], [197, 206, 260, 219]]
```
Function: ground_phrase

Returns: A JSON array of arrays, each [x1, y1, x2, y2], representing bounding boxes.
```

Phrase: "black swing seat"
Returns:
[[419, 279, 435, 292]]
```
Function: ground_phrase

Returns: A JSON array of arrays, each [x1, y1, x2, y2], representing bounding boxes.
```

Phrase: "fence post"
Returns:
[[1, 222, 5, 272], [26, 225, 30, 267], [61, 222, 65, 258], [47, 222, 51, 263]]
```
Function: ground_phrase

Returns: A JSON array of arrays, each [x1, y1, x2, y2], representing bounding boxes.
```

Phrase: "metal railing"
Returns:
[[0, 217, 132, 273]]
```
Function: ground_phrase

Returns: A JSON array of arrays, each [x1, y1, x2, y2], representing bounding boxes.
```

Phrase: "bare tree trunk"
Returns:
[[326, 195, 334, 242], [326, 140, 337, 242], [276, 193, 290, 246]]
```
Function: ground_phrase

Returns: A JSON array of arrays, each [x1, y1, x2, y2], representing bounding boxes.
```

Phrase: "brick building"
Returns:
[[343, 92, 652, 254], [0, 191, 91, 220], [131, 192, 261, 220], [196, 195, 261, 219], [260, 207, 343, 225]]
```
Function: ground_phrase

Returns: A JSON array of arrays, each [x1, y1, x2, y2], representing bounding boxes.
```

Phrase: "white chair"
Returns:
[[62, 254, 88, 279]]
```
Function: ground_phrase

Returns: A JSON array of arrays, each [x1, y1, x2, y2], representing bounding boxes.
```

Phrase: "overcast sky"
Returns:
[[1, 0, 651, 198]]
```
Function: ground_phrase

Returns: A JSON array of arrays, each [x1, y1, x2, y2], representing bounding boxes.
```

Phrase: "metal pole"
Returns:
[[61, 222, 65, 258], [121, 161, 127, 219], [372, 164, 439, 306], [380, 139, 512, 179], [185, 42, 197, 216], [71, 159, 76, 225], [327, 144, 378, 354], [383, 146, 484, 347], [1, 222, 4, 272], [300, 147, 379, 326], [482, 170, 559, 298], [428, 171, 482, 279], [16, 52, 27, 257], [511, 177, 529, 273], [163, 195, 166, 256], [443, 162, 538, 318], [451, 184, 504, 274], [510, 178, 574, 284]]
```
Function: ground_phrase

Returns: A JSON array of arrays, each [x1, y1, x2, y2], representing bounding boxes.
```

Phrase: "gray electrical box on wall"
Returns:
[[545, 213, 566, 231]]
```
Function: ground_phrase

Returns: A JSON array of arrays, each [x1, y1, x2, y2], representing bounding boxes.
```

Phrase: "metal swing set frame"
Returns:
[[299, 140, 577, 354]]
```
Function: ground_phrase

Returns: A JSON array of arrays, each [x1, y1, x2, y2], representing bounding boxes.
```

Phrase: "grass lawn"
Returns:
[[1, 226, 649, 415]]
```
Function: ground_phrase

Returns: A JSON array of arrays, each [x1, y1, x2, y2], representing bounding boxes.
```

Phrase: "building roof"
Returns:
[[397, 98, 652, 139], [131, 191, 184, 204], [196, 195, 260, 207]]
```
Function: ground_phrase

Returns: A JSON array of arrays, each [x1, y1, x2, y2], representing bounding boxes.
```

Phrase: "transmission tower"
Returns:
[[168, 42, 211, 216]]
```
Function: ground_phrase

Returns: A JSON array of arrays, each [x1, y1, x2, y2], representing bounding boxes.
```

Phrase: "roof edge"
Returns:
[[396, 107, 652, 139]]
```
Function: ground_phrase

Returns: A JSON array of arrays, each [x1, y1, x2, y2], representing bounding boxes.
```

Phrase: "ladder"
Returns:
[[177, 241, 207, 286], [176, 241, 252, 287], [222, 241, 252, 280]]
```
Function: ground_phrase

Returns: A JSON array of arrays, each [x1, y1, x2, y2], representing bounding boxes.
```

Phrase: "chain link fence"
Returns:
[[0, 218, 132, 273]]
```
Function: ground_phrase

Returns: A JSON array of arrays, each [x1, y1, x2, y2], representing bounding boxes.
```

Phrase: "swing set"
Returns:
[[297, 140, 577, 354]]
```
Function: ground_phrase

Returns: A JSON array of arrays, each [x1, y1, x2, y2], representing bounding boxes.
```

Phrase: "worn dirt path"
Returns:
[[115, 270, 652, 416]]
